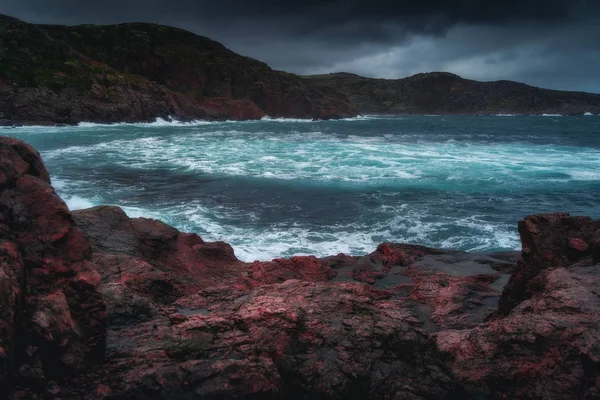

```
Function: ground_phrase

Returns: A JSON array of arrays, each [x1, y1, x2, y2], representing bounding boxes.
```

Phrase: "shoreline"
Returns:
[[2, 112, 597, 128], [7, 119, 597, 261], [1, 136, 599, 399]]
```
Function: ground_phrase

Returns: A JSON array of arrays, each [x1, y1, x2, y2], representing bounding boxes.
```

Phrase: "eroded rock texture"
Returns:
[[1, 136, 600, 399], [437, 213, 600, 399], [0, 137, 106, 394]]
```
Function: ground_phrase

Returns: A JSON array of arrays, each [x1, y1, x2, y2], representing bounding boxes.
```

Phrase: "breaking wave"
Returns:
[[7, 115, 600, 261]]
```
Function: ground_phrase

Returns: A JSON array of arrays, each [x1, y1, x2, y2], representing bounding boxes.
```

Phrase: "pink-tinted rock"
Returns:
[[63, 202, 472, 399], [498, 213, 599, 315], [0, 137, 106, 392], [0, 240, 22, 391], [570, 237, 590, 252], [4, 136, 600, 400], [410, 268, 501, 331], [72, 206, 246, 293], [245, 256, 337, 287], [437, 264, 600, 399], [373, 243, 423, 268], [70, 281, 468, 400], [438, 213, 600, 399]]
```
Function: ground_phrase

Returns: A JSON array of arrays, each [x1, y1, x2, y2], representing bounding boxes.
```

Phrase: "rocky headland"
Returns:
[[2, 15, 600, 126], [0, 15, 357, 125], [1, 137, 600, 399], [307, 72, 600, 115]]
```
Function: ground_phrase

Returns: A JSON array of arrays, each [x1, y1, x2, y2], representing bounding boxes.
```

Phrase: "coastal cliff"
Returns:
[[307, 72, 600, 115], [0, 15, 357, 125], [3, 15, 600, 126], [1, 137, 600, 399]]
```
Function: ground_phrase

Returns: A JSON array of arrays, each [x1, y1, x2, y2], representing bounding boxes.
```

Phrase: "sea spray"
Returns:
[[8, 115, 600, 261]]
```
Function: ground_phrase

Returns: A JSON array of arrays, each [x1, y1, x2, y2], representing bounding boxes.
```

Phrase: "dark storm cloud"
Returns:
[[2, 0, 599, 92], [2, 0, 590, 36]]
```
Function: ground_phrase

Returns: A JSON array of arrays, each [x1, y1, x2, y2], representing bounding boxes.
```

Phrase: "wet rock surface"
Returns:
[[437, 213, 600, 399], [1, 136, 600, 399], [0, 137, 106, 395]]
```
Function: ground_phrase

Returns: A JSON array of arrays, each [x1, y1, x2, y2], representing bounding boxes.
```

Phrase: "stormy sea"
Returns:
[[6, 114, 600, 261]]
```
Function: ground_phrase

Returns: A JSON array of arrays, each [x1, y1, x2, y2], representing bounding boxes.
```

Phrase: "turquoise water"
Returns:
[[5, 115, 600, 261]]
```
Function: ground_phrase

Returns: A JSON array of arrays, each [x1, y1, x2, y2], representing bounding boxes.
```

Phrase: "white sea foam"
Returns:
[[69, 115, 378, 127], [120, 206, 167, 220], [149, 198, 524, 262], [93, 130, 598, 187], [64, 196, 95, 211], [101, 198, 521, 261], [259, 116, 312, 123], [584, 112, 594, 116], [10, 114, 386, 132], [51, 178, 69, 190], [10, 116, 597, 262], [78, 117, 218, 128], [260, 115, 374, 123], [567, 170, 600, 181]]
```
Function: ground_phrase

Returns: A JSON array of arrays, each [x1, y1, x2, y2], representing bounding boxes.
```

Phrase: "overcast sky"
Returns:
[[2, 0, 599, 93]]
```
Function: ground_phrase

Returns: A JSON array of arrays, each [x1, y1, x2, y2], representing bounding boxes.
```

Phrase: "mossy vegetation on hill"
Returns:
[[0, 17, 265, 95], [0, 15, 357, 124], [0, 18, 168, 94]]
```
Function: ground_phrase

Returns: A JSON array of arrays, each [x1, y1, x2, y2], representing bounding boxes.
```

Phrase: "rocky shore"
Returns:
[[1, 136, 599, 399]]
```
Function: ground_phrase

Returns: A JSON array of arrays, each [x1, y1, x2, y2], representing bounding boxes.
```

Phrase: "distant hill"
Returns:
[[2, 14, 599, 125], [306, 72, 600, 115], [0, 15, 357, 125]]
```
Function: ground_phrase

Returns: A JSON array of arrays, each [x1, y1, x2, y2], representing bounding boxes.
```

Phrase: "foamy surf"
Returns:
[[8, 114, 600, 261], [64, 195, 95, 211], [78, 117, 222, 128], [260, 115, 374, 122]]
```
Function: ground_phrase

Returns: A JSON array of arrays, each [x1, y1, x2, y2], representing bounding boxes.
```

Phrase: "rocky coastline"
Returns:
[[2, 15, 600, 126], [0, 15, 357, 126], [1, 137, 599, 399]]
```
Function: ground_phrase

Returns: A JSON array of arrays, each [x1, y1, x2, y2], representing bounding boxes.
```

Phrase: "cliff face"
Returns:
[[307, 72, 600, 115], [3, 13, 599, 125], [2, 136, 600, 399], [0, 15, 357, 125]]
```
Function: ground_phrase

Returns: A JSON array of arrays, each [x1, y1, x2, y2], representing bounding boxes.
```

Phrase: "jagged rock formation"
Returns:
[[307, 72, 600, 115], [437, 213, 600, 399], [1, 136, 600, 399], [0, 15, 357, 125]]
